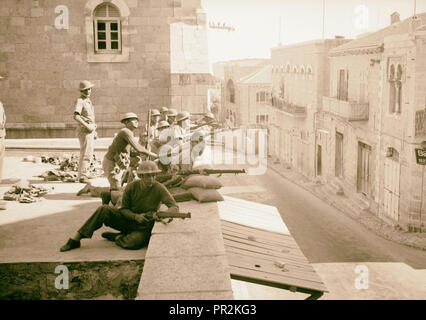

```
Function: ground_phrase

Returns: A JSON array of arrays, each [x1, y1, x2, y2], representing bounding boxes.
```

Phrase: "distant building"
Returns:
[[323, 12, 426, 231], [0, 0, 213, 138], [269, 38, 350, 177], [220, 59, 269, 127]]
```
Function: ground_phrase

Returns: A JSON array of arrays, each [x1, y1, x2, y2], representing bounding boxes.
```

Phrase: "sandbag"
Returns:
[[188, 187, 224, 203], [181, 175, 222, 190], [169, 187, 192, 202]]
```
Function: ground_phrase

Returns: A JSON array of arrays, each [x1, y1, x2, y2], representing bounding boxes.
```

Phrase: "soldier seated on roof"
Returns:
[[60, 161, 178, 252]]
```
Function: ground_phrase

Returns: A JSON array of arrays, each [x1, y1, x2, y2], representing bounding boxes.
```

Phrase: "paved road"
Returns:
[[220, 166, 426, 270]]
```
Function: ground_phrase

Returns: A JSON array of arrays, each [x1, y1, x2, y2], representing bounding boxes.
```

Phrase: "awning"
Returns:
[[218, 196, 327, 300]]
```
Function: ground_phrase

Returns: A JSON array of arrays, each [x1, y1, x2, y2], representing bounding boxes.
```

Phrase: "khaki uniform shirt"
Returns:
[[74, 97, 95, 132]]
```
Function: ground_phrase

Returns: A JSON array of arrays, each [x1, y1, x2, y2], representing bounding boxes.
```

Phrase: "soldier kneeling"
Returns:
[[60, 161, 178, 251]]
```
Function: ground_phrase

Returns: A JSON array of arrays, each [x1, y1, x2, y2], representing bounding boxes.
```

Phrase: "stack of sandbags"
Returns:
[[181, 174, 224, 203]]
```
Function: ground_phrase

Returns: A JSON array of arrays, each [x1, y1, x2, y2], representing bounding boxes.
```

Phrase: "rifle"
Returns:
[[146, 211, 191, 225], [153, 211, 191, 219], [156, 168, 246, 183], [146, 109, 152, 157], [179, 168, 246, 176]]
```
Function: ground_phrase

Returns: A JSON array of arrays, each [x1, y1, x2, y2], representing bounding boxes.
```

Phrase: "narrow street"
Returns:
[[220, 167, 426, 269]]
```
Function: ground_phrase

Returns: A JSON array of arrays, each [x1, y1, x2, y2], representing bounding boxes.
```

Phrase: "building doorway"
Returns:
[[383, 148, 400, 221], [317, 145, 322, 176], [335, 132, 343, 177], [357, 142, 372, 196]]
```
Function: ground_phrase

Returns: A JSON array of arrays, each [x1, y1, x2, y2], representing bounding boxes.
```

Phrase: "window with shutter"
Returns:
[[93, 3, 121, 53]]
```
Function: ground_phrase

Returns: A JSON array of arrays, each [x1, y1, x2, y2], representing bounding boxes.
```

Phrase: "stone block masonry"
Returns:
[[1, 0, 211, 138]]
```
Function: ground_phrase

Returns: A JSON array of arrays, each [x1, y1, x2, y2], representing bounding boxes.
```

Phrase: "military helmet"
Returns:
[[176, 111, 190, 122], [151, 109, 161, 117], [160, 107, 169, 113], [79, 80, 94, 91], [121, 112, 139, 123], [157, 120, 170, 129], [167, 108, 178, 117], [137, 160, 161, 174]]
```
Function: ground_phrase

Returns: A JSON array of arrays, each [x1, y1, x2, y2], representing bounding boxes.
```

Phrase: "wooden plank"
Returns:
[[223, 239, 309, 264], [221, 225, 299, 248], [221, 220, 296, 244], [221, 216, 327, 294], [222, 235, 306, 262], [227, 252, 322, 283], [221, 219, 295, 243], [222, 233, 306, 258], [229, 266, 327, 293], [224, 246, 315, 270]]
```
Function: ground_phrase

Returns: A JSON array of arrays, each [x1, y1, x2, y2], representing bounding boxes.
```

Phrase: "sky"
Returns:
[[201, 0, 426, 63]]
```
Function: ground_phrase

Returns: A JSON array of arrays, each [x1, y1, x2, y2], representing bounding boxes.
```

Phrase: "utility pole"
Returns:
[[414, 0, 417, 17], [279, 17, 282, 46]]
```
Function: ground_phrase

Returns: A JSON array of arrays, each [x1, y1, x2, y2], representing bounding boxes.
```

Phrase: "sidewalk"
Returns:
[[268, 161, 426, 251]]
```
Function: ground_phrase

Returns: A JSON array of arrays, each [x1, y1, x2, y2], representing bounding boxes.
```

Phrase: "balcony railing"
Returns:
[[415, 109, 426, 136], [322, 96, 369, 121], [271, 97, 307, 118]]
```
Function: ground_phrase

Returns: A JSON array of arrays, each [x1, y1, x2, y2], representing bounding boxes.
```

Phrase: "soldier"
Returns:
[[102, 113, 158, 191], [160, 107, 168, 122], [60, 161, 179, 252], [73, 80, 97, 183], [167, 108, 178, 127], [139, 108, 161, 148], [0, 76, 5, 181], [151, 120, 170, 154], [176, 111, 194, 170], [176, 111, 191, 138]]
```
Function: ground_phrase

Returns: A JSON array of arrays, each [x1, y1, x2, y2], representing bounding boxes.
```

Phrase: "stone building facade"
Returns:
[[0, 0, 212, 138], [323, 13, 426, 231], [220, 59, 269, 128], [269, 39, 350, 178]]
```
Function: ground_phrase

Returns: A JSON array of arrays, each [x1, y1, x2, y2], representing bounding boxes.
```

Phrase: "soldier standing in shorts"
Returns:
[[73, 80, 97, 183]]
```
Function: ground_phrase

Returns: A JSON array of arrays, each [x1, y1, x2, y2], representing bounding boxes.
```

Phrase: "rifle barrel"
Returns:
[[156, 211, 191, 219]]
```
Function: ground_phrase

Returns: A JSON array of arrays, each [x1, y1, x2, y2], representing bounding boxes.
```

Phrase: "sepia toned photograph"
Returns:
[[0, 0, 425, 303]]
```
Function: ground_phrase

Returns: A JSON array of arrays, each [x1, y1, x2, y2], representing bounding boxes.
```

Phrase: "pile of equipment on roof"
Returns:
[[35, 154, 103, 182], [3, 180, 53, 203]]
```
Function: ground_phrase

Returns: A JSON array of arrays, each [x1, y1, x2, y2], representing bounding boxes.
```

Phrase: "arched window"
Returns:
[[300, 65, 305, 79], [307, 65, 313, 80], [279, 77, 285, 99], [293, 66, 298, 80], [227, 80, 235, 103], [94, 3, 121, 52], [388, 64, 396, 113], [285, 63, 291, 73], [395, 64, 403, 113]]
